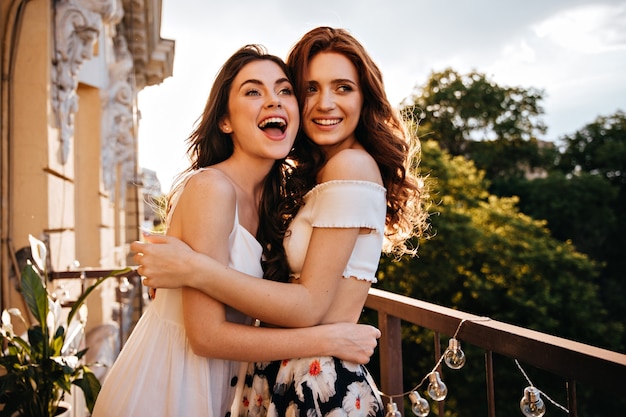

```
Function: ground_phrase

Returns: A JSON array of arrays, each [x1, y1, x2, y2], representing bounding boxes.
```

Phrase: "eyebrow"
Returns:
[[308, 78, 358, 85], [238, 77, 291, 90]]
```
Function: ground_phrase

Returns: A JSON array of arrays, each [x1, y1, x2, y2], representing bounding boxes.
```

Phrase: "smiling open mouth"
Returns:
[[312, 118, 341, 126], [258, 117, 287, 133]]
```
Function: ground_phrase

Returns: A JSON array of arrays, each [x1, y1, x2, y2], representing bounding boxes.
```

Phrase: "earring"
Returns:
[[223, 126, 231, 132]]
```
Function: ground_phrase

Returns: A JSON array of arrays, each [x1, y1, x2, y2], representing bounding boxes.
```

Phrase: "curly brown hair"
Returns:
[[286, 27, 429, 256]]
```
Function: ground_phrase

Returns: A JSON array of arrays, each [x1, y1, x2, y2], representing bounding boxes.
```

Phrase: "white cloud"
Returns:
[[533, 3, 626, 54], [502, 39, 537, 65]]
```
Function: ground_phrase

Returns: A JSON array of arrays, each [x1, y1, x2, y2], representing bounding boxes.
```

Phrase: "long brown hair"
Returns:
[[286, 26, 429, 256], [167, 44, 294, 281]]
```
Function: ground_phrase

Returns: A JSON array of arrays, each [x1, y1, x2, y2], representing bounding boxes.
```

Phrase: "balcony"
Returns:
[[365, 288, 626, 417], [51, 270, 626, 417]]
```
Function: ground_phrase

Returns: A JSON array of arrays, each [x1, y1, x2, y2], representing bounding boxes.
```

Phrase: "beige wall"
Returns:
[[11, 0, 52, 256], [74, 84, 103, 268], [1, 0, 172, 344], [1, 0, 136, 323]]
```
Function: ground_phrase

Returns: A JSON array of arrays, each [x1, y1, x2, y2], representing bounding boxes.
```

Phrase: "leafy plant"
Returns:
[[0, 235, 130, 416]]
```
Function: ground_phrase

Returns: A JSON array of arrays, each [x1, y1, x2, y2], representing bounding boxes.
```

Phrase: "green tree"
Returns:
[[407, 69, 625, 355], [554, 110, 626, 347], [381, 141, 617, 343], [495, 111, 626, 350], [557, 110, 626, 187], [370, 141, 623, 417], [468, 137, 558, 180], [404, 68, 546, 156], [494, 173, 617, 262]]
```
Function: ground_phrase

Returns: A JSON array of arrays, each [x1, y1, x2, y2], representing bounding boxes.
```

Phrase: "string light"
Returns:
[[426, 371, 448, 401], [515, 360, 570, 416], [385, 401, 402, 417], [520, 386, 546, 417], [408, 391, 430, 416], [377, 318, 483, 415], [443, 337, 466, 370], [376, 318, 570, 416]]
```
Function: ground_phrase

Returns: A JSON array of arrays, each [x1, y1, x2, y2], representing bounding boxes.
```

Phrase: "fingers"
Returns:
[[363, 324, 381, 339], [130, 234, 170, 255], [142, 233, 169, 244], [133, 252, 143, 265], [130, 234, 171, 270], [373, 327, 381, 339], [129, 240, 144, 254]]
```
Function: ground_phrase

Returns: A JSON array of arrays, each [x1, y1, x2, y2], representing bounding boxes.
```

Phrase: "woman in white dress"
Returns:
[[91, 44, 381, 417], [133, 27, 429, 417]]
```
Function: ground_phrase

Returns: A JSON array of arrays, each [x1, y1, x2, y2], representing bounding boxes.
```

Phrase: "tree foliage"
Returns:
[[468, 137, 559, 180], [557, 110, 626, 187], [490, 111, 626, 351], [494, 173, 618, 260], [369, 141, 623, 417], [403, 68, 546, 156], [555, 111, 626, 345], [379, 140, 618, 345], [404, 69, 626, 353]]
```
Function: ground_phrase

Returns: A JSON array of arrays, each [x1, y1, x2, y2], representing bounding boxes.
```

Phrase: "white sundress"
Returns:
[[92, 170, 263, 417]]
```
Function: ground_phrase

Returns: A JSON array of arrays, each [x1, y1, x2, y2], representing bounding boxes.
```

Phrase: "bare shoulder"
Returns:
[[186, 168, 234, 195], [177, 169, 236, 212], [321, 148, 382, 184]]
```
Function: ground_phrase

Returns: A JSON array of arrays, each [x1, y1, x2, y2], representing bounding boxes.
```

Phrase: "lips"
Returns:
[[258, 117, 287, 134], [312, 118, 341, 126]]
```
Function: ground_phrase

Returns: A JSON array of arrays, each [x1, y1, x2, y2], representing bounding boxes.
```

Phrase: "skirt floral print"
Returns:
[[236, 356, 384, 417]]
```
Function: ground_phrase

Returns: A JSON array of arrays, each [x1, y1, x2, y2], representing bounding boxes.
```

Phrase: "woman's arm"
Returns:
[[194, 320, 380, 363], [167, 169, 380, 364], [137, 150, 382, 328]]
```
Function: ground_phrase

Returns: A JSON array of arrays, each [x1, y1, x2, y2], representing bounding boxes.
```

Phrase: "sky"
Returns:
[[136, 0, 626, 192]]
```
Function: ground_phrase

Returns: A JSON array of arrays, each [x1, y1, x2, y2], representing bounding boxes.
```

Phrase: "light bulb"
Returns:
[[519, 386, 546, 417], [409, 390, 430, 416], [426, 371, 448, 401], [443, 338, 466, 369], [385, 401, 402, 417]]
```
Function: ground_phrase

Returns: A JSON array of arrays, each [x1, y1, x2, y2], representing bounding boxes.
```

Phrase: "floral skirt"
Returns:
[[235, 356, 384, 417]]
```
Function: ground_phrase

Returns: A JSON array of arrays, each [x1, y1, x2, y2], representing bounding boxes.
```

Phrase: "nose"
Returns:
[[266, 93, 282, 108], [317, 89, 335, 111]]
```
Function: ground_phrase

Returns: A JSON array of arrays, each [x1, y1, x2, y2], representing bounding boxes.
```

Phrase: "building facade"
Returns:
[[0, 0, 174, 329]]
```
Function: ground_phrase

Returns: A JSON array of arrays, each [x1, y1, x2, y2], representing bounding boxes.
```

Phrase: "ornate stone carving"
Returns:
[[51, 0, 122, 164], [101, 35, 135, 204]]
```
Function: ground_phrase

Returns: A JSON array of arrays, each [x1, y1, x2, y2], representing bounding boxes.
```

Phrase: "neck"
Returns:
[[218, 158, 273, 200]]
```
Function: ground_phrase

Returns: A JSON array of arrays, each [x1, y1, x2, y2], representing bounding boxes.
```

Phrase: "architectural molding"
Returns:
[[101, 35, 134, 204], [52, 0, 122, 164], [52, 0, 174, 193], [121, 0, 174, 90]]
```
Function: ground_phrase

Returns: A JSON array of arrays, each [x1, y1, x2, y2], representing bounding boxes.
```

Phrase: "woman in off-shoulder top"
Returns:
[[134, 27, 429, 417]]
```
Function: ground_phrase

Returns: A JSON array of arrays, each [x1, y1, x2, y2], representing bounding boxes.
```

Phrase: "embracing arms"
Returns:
[[135, 150, 383, 328], [165, 169, 379, 364]]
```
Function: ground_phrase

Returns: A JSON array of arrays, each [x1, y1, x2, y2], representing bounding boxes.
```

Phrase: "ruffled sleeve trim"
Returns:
[[305, 180, 387, 231]]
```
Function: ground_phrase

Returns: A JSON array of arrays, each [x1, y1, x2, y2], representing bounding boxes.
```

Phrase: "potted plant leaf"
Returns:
[[0, 235, 131, 416]]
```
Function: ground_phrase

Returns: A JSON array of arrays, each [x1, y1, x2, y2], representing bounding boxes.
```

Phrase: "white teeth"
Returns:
[[314, 119, 340, 126], [258, 117, 287, 128]]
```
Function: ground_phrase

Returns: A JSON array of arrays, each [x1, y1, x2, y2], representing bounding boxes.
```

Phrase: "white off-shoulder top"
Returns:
[[284, 180, 387, 283]]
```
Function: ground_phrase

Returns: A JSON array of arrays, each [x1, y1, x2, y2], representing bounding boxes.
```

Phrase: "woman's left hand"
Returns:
[[131, 233, 198, 289]]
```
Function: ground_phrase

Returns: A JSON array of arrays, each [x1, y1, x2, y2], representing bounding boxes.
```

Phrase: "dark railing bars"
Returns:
[[365, 288, 626, 417]]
